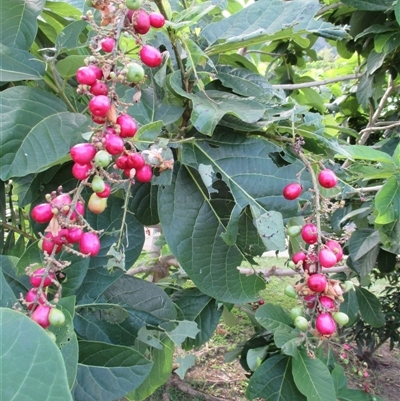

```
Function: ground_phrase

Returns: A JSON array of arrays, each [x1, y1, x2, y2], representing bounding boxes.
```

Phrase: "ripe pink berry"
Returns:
[[135, 165, 153, 183], [292, 251, 307, 265], [116, 114, 137, 138], [70, 143, 97, 165], [96, 183, 111, 198], [307, 273, 327, 293], [116, 155, 129, 170], [139, 45, 162, 68], [326, 240, 343, 262], [132, 9, 150, 34], [101, 37, 115, 52], [76, 66, 97, 85], [41, 233, 63, 254], [90, 80, 108, 96], [282, 183, 302, 200], [316, 313, 336, 336], [91, 114, 107, 124], [31, 305, 51, 328], [66, 227, 84, 243], [79, 232, 101, 256], [72, 163, 92, 180], [318, 296, 336, 311], [25, 288, 47, 310], [127, 153, 145, 169], [319, 248, 337, 268], [105, 133, 124, 155], [31, 203, 54, 224], [304, 294, 317, 309], [149, 12, 165, 28], [88, 65, 103, 80], [30, 267, 56, 288], [89, 95, 111, 117], [318, 169, 338, 189], [301, 223, 318, 244]]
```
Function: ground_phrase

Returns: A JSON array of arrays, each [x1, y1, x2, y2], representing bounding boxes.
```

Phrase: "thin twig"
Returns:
[[237, 265, 350, 278], [315, 2, 344, 16], [272, 74, 360, 90], [359, 120, 400, 134]]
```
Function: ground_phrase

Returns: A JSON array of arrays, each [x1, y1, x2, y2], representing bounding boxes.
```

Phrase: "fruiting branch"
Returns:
[[237, 265, 350, 278]]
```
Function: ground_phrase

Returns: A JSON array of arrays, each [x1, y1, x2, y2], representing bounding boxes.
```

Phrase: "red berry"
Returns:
[[101, 37, 115, 52], [105, 133, 124, 155], [53, 228, 69, 245], [326, 240, 343, 262], [70, 143, 97, 165], [319, 295, 336, 311], [149, 12, 165, 28], [292, 251, 307, 265], [319, 248, 337, 268], [72, 162, 92, 180], [76, 66, 97, 85], [139, 45, 162, 68], [53, 194, 72, 215], [41, 233, 63, 254], [89, 95, 111, 117], [124, 168, 133, 178], [31, 305, 51, 328], [258, 299, 265, 305], [307, 274, 327, 293], [283, 183, 302, 200], [31, 203, 54, 224], [318, 169, 338, 188], [316, 313, 336, 336], [66, 227, 83, 243], [304, 294, 317, 309], [132, 9, 151, 34], [96, 183, 111, 198], [116, 114, 137, 138], [25, 289, 47, 310], [303, 253, 318, 274], [88, 65, 103, 80], [90, 80, 108, 96], [135, 165, 153, 182], [127, 153, 145, 169], [116, 154, 129, 170], [30, 268, 55, 288], [91, 114, 107, 124], [79, 232, 101, 256], [301, 223, 318, 244]]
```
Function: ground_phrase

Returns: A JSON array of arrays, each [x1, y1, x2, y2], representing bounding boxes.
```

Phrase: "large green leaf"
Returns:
[[202, 0, 347, 55], [129, 182, 159, 226], [0, 307, 73, 401], [0, 44, 45, 82], [355, 286, 385, 328], [158, 164, 265, 303], [335, 145, 394, 164], [172, 287, 223, 349], [374, 176, 400, 224], [0, 86, 87, 181], [341, 0, 393, 11], [347, 229, 380, 262], [255, 303, 294, 333], [1, 255, 30, 297], [292, 349, 336, 401], [339, 290, 359, 326], [0, 264, 20, 308], [0, 0, 46, 50], [72, 341, 153, 401], [246, 354, 306, 401]]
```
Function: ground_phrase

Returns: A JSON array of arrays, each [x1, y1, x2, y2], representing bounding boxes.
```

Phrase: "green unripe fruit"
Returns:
[[94, 150, 112, 168], [294, 316, 308, 331], [126, 0, 142, 10], [333, 312, 349, 326], [344, 281, 354, 292], [48, 308, 66, 327], [126, 63, 145, 84], [287, 261, 296, 269], [287, 225, 302, 237], [290, 306, 303, 321], [91, 175, 106, 193], [284, 285, 297, 299]]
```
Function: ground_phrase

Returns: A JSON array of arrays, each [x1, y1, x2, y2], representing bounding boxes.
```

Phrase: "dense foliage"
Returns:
[[0, 0, 399, 400]]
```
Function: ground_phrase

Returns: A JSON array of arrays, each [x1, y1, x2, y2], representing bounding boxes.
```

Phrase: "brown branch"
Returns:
[[273, 74, 360, 90], [126, 255, 179, 277], [0, 221, 36, 241]]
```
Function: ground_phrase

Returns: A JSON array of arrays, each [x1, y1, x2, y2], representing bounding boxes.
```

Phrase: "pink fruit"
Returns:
[[318, 169, 338, 188], [124, 168, 133, 178], [292, 251, 307, 265], [96, 183, 111, 198], [30, 267, 55, 287], [70, 201, 85, 221], [25, 288, 47, 310], [319, 295, 336, 311], [91, 114, 107, 124], [90, 80, 108, 96], [319, 248, 337, 268], [303, 253, 318, 274], [88, 65, 103, 80], [316, 313, 337, 336], [31, 305, 51, 328], [301, 223, 318, 244], [53, 194, 72, 215], [79, 232, 101, 256], [149, 12, 165, 28], [127, 153, 145, 169], [70, 143, 97, 165], [31, 203, 53, 224], [139, 45, 162, 68], [326, 240, 343, 262], [72, 163, 92, 180], [89, 95, 111, 117], [132, 9, 151, 34], [307, 274, 327, 293], [66, 227, 83, 243], [101, 37, 115, 52], [116, 155, 129, 170], [304, 294, 317, 309], [76, 66, 97, 85], [105, 134, 124, 155], [41, 232, 63, 254], [282, 183, 302, 200], [53, 228, 69, 245], [135, 165, 153, 182], [116, 114, 137, 138]]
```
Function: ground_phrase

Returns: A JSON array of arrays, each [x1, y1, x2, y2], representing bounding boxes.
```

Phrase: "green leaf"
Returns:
[[340, 290, 359, 326], [247, 354, 306, 401], [158, 164, 265, 303], [374, 176, 400, 224], [341, 0, 394, 11], [0, 265, 20, 308], [0, 86, 87, 181], [72, 341, 153, 401], [292, 349, 336, 401], [247, 345, 269, 371], [338, 388, 381, 401], [348, 229, 381, 261], [56, 55, 86, 78], [355, 286, 385, 328], [126, 337, 174, 401], [170, 72, 265, 135], [175, 354, 197, 380], [255, 303, 293, 333], [396, 1, 400, 26], [0, 44, 45, 82], [331, 363, 348, 394], [1, 0, 46, 50], [0, 307, 73, 401], [165, 320, 200, 347], [55, 20, 89, 52], [274, 328, 303, 357], [129, 182, 159, 226], [203, 0, 347, 55], [172, 288, 223, 350], [366, 50, 386, 75], [132, 120, 164, 150], [1, 255, 30, 297], [335, 145, 394, 163]]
